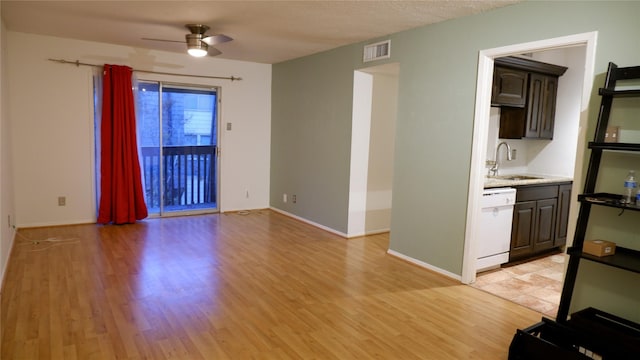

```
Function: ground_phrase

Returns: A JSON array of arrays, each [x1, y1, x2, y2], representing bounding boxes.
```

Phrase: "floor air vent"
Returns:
[[363, 40, 390, 62]]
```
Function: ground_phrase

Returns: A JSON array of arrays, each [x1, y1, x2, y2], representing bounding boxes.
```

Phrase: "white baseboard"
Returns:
[[269, 207, 348, 238], [0, 227, 17, 293], [387, 249, 462, 281], [365, 228, 390, 236], [16, 218, 96, 229], [345, 228, 391, 238], [268, 208, 391, 239]]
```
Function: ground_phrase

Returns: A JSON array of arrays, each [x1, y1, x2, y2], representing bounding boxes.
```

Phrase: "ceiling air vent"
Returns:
[[363, 40, 391, 62]]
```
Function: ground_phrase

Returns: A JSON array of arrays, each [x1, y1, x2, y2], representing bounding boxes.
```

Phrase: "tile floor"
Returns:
[[471, 253, 566, 318]]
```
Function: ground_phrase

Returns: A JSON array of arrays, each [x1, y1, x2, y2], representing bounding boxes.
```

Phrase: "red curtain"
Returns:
[[97, 64, 148, 224]]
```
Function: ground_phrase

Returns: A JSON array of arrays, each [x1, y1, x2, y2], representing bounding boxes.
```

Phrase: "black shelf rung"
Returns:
[[568, 307, 640, 356], [510, 310, 640, 360], [578, 193, 640, 211], [568, 246, 640, 274], [599, 88, 640, 97], [588, 142, 640, 151], [569, 307, 640, 338], [610, 64, 640, 82]]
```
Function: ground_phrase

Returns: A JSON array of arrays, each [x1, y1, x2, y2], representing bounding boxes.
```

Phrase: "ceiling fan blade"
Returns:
[[208, 47, 222, 57], [201, 34, 233, 46], [142, 37, 185, 44]]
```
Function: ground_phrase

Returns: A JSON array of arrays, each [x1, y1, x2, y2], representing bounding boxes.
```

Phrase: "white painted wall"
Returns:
[[486, 109, 529, 175], [348, 65, 398, 236], [527, 47, 585, 177], [365, 69, 398, 234], [347, 71, 373, 237], [486, 47, 585, 178], [1, 14, 16, 287], [7, 32, 271, 227]]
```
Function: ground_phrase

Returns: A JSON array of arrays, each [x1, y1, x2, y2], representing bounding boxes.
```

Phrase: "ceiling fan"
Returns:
[[143, 24, 233, 57]]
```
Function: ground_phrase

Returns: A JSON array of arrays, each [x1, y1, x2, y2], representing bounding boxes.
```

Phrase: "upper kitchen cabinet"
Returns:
[[493, 56, 568, 140], [492, 66, 528, 107]]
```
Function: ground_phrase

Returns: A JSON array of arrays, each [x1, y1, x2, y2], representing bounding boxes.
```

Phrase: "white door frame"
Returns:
[[461, 32, 598, 284]]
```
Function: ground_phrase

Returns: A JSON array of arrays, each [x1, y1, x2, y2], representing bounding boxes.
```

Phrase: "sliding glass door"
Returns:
[[136, 82, 219, 215]]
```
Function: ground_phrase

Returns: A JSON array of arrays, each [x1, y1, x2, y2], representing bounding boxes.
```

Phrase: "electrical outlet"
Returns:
[[246, 190, 249, 198], [58, 196, 66, 206], [226, 122, 232, 131], [283, 193, 288, 203], [292, 194, 297, 204]]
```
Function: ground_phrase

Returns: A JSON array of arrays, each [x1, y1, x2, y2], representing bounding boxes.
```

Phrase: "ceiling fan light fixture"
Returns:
[[186, 34, 208, 57], [188, 46, 208, 57]]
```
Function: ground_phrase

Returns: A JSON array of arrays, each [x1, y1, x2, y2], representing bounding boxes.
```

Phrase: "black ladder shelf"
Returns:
[[508, 62, 640, 359]]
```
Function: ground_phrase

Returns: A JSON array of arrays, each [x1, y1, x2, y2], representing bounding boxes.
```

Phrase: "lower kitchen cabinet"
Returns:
[[510, 201, 536, 260], [555, 183, 572, 247], [533, 198, 557, 252], [509, 182, 571, 262], [510, 198, 557, 260]]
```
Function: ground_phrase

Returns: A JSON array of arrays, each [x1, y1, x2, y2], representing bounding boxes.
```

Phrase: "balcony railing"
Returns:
[[140, 145, 216, 210]]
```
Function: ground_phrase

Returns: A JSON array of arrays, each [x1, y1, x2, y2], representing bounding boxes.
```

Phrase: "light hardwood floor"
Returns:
[[1, 210, 542, 359]]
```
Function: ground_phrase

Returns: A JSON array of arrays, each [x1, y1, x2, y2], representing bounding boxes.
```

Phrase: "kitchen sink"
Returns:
[[488, 174, 545, 181]]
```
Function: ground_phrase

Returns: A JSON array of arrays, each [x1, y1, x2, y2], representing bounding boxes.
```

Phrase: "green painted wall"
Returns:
[[272, 1, 640, 321], [271, 44, 364, 232]]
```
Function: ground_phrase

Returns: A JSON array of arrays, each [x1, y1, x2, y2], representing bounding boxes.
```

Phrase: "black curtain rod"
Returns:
[[48, 58, 242, 81]]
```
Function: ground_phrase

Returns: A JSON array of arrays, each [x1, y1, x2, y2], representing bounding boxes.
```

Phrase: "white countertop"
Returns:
[[484, 174, 573, 188]]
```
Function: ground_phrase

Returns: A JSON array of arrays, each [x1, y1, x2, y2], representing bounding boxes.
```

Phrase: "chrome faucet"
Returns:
[[489, 141, 513, 176]]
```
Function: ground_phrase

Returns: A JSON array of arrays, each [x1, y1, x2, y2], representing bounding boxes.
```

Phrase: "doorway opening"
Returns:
[[462, 32, 598, 286], [348, 63, 399, 237], [136, 82, 220, 216]]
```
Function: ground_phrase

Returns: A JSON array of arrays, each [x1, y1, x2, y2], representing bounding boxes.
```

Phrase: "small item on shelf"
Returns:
[[623, 170, 637, 204], [583, 240, 616, 257], [605, 126, 619, 143], [583, 193, 621, 205]]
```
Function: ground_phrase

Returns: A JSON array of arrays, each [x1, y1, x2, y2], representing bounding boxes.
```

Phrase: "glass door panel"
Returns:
[[137, 82, 219, 215]]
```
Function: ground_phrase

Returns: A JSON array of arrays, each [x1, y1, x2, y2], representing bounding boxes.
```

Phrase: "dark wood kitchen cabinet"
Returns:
[[492, 66, 528, 107], [493, 56, 567, 140], [555, 183, 572, 247], [510, 200, 537, 260], [510, 198, 557, 261], [509, 182, 571, 262]]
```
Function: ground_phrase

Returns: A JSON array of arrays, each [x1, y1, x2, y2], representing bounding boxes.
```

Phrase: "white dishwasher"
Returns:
[[477, 187, 516, 272]]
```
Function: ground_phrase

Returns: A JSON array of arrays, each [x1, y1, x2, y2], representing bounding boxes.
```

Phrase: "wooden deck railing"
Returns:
[[140, 145, 216, 209]]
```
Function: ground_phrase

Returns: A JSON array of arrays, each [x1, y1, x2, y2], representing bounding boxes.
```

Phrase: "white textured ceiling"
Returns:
[[1, 1, 519, 64]]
